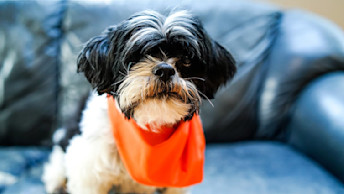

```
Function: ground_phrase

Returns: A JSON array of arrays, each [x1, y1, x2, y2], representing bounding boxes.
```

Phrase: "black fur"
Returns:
[[77, 10, 236, 99], [52, 12, 236, 193]]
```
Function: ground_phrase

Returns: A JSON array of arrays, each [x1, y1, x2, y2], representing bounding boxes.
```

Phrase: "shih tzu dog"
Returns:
[[42, 10, 236, 194]]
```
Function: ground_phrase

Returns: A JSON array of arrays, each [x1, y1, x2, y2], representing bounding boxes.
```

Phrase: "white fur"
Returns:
[[134, 97, 190, 131], [43, 93, 188, 194], [126, 11, 199, 57], [42, 146, 66, 193], [52, 128, 67, 144]]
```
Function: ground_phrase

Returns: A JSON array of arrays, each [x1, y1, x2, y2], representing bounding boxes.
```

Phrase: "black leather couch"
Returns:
[[1, 0, 344, 193]]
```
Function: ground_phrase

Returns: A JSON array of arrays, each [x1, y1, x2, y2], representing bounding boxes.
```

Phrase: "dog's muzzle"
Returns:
[[152, 63, 176, 82]]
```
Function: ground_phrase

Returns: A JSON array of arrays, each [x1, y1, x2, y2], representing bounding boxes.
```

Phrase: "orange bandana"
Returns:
[[107, 96, 205, 187]]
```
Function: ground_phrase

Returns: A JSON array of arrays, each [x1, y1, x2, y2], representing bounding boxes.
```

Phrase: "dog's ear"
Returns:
[[77, 27, 118, 95], [203, 41, 236, 99]]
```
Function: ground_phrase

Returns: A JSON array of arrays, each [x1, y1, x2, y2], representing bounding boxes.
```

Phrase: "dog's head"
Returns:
[[77, 10, 236, 129]]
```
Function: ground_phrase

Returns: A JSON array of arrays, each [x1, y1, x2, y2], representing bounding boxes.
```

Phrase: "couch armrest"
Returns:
[[257, 10, 344, 138], [286, 72, 344, 183]]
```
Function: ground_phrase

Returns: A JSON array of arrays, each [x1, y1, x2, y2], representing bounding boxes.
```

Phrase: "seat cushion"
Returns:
[[0, 147, 49, 194], [192, 142, 344, 194], [1, 143, 343, 194]]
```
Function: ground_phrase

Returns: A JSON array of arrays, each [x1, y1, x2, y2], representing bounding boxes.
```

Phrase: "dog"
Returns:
[[42, 10, 236, 194]]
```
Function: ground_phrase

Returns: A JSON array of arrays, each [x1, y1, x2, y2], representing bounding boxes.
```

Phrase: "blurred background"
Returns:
[[261, 0, 344, 29], [0, 0, 344, 193]]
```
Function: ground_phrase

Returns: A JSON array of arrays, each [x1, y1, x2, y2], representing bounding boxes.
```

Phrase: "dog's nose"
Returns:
[[153, 63, 176, 82]]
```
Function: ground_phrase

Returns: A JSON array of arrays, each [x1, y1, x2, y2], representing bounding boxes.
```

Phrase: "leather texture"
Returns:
[[1, 0, 344, 192], [60, 0, 281, 144], [0, 1, 65, 146], [287, 70, 344, 184], [193, 142, 344, 194], [256, 11, 344, 139], [1, 143, 344, 194]]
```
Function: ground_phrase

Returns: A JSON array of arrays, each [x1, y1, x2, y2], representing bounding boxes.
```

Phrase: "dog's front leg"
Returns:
[[163, 187, 190, 194], [65, 134, 120, 194]]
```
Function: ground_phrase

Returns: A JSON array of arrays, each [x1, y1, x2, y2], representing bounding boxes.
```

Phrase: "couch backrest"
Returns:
[[60, 0, 281, 143], [0, 1, 64, 145], [3, 0, 343, 145]]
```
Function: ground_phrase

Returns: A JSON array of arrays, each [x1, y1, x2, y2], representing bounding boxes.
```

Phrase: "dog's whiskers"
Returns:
[[118, 71, 127, 76], [126, 62, 134, 73], [112, 77, 127, 86], [184, 77, 205, 82], [196, 89, 214, 107]]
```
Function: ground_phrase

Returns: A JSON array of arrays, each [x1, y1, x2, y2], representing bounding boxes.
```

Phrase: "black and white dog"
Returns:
[[42, 10, 236, 194]]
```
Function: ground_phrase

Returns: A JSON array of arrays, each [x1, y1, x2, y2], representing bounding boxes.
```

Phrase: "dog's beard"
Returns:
[[77, 10, 237, 129], [116, 57, 201, 130]]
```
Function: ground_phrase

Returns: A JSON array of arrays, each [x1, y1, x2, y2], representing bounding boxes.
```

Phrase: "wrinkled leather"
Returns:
[[0, 1, 65, 145], [1, 0, 344, 184], [62, 0, 282, 142], [256, 11, 344, 139], [287, 70, 344, 183], [1, 143, 344, 193]]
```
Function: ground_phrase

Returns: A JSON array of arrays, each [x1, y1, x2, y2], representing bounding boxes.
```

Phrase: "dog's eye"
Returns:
[[183, 63, 191, 67], [177, 58, 191, 68]]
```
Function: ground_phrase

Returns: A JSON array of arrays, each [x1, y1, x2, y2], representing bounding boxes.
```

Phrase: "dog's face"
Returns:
[[77, 10, 236, 128]]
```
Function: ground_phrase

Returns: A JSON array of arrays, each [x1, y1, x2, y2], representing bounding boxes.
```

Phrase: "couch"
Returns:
[[1, 0, 344, 193]]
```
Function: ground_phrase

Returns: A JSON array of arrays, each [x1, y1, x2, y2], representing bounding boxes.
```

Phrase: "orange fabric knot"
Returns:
[[107, 95, 205, 187]]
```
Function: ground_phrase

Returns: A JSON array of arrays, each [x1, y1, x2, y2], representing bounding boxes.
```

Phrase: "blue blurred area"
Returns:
[[1, 0, 344, 193]]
